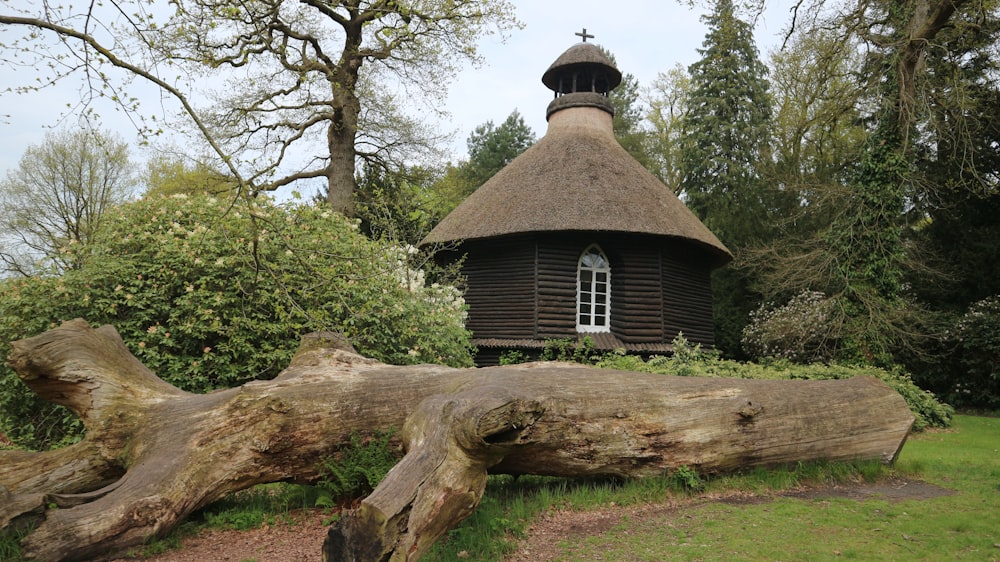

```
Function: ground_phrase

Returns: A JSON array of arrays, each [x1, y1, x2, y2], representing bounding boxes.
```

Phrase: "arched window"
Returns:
[[577, 245, 611, 332]]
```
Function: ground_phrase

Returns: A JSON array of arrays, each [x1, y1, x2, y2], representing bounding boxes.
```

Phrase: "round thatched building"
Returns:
[[421, 38, 732, 365]]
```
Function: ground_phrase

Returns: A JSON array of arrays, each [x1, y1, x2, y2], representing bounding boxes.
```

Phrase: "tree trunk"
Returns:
[[1, 320, 914, 562]]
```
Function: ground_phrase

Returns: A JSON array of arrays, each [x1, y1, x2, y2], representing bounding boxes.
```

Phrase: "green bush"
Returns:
[[0, 194, 473, 449], [540, 336, 598, 364]]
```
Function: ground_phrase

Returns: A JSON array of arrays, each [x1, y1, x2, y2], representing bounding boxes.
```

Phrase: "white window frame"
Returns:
[[577, 244, 611, 332]]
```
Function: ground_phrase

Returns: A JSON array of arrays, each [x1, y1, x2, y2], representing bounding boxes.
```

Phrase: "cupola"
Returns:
[[540, 29, 623, 120]]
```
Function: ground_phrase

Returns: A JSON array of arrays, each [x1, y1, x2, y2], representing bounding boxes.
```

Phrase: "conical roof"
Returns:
[[421, 43, 732, 268], [541, 42, 622, 94]]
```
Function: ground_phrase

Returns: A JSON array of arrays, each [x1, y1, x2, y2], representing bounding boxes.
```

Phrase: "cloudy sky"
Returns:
[[0, 0, 794, 184]]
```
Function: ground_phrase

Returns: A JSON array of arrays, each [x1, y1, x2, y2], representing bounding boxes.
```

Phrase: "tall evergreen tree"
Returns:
[[680, 0, 773, 245], [679, 0, 773, 356]]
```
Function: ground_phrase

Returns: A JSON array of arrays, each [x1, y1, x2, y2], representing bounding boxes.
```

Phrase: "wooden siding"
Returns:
[[535, 239, 578, 339], [451, 233, 718, 351], [610, 244, 665, 342], [661, 250, 715, 345], [461, 238, 536, 339]]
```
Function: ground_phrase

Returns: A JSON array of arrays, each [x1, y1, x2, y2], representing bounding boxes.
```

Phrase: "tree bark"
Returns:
[[1, 320, 915, 562]]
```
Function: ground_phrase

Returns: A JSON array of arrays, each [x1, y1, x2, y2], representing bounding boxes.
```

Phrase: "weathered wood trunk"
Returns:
[[1, 320, 914, 562]]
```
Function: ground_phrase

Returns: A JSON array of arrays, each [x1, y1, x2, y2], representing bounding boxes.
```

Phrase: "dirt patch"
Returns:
[[116, 478, 952, 562], [111, 510, 330, 562]]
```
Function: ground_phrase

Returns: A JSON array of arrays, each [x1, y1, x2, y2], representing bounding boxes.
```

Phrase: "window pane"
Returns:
[[578, 245, 611, 332]]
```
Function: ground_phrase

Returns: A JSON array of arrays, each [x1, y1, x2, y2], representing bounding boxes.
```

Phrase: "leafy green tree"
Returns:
[[0, 128, 135, 276], [766, 30, 866, 228], [808, 0, 984, 365], [430, 110, 535, 215], [0, 1, 520, 214], [354, 163, 443, 245], [0, 193, 473, 449], [740, 0, 994, 368], [646, 64, 691, 191]]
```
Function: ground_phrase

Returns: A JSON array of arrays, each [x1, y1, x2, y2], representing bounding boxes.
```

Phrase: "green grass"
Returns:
[[424, 415, 999, 561]]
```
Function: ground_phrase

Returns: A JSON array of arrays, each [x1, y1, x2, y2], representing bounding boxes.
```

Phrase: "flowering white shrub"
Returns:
[[945, 295, 1000, 408], [741, 290, 843, 363]]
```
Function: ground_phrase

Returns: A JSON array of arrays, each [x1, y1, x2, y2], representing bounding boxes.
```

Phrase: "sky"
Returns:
[[444, 0, 792, 148], [0, 0, 795, 187]]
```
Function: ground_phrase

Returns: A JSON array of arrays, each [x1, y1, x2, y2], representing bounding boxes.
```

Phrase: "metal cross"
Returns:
[[575, 28, 594, 42]]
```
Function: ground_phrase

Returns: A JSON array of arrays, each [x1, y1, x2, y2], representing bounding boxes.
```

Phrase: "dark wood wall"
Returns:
[[610, 244, 664, 343], [460, 236, 536, 339], [454, 233, 718, 347], [662, 252, 715, 344], [535, 241, 577, 339]]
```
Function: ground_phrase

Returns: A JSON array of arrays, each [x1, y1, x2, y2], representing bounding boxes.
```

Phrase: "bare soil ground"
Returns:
[[115, 477, 952, 562]]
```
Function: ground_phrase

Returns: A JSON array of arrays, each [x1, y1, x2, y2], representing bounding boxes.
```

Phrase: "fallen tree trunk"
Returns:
[[1, 320, 914, 561]]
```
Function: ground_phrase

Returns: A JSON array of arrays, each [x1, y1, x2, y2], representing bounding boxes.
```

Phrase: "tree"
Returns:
[[143, 155, 239, 198], [0, 1, 520, 214], [0, 319, 915, 561], [759, 0, 984, 365], [430, 110, 536, 215], [736, 0, 1000, 370], [907, 0, 1000, 312], [678, 0, 774, 357], [0, 128, 135, 276], [354, 163, 444, 245], [462, 110, 536, 190], [680, 0, 773, 244], [647, 64, 692, 191], [739, 30, 868, 304]]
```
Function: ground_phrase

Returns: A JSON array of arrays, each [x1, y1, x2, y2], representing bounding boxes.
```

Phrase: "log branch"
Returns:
[[324, 389, 544, 561]]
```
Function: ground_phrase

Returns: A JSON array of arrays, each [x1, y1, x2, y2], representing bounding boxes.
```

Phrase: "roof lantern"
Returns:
[[541, 29, 623, 120]]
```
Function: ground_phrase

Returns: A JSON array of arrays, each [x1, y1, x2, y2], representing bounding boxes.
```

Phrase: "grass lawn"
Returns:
[[426, 415, 999, 561]]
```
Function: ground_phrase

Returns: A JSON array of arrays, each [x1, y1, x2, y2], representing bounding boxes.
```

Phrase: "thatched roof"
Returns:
[[541, 43, 622, 93], [421, 106, 732, 266]]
